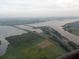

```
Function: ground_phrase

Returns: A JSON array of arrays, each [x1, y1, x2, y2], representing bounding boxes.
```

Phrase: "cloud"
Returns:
[[0, 0, 79, 16]]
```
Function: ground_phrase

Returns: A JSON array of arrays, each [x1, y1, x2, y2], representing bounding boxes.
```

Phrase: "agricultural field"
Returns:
[[0, 32, 65, 59]]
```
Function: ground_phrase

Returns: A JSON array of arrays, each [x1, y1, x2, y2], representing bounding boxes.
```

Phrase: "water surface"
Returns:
[[29, 19, 79, 44], [0, 26, 26, 56]]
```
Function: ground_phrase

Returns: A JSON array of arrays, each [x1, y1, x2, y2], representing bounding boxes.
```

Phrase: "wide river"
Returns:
[[29, 19, 79, 44], [0, 19, 79, 56]]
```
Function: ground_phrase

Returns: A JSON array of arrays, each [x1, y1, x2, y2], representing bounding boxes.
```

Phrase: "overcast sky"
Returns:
[[0, 0, 79, 17]]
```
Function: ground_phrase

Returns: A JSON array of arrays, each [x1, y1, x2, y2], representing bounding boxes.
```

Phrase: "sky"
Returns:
[[0, 0, 79, 17]]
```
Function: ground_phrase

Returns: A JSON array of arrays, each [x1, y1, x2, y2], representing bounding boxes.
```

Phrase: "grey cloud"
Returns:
[[0, 0, 79, 16]]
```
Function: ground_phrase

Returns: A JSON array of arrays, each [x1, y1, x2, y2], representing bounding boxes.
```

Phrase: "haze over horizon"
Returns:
[[0, 0, 79, 17]]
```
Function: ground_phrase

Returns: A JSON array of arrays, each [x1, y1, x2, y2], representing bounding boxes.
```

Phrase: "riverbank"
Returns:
[[63, 21, 79, 36]]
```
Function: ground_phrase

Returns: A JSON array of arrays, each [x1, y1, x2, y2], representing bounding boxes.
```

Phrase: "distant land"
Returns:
[[0, 17, 79, 25], [63, 21, 79, 36], [0, 19, 45, 25]]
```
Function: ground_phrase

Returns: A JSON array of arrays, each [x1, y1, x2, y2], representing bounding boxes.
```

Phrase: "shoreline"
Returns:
[[29, 19, 79, 45]]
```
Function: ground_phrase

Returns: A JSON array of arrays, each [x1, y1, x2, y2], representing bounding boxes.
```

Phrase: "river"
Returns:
[[0, 19, 79, 56], [29, 19, 79, 44], [0, 26, 26, 56]]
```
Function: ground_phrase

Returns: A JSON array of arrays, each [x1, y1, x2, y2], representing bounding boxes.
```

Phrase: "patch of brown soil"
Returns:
[[38, 38, 52, 48]]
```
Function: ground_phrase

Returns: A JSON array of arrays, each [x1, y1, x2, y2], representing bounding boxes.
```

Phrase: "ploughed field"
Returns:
[[0, 32, 65, 59]]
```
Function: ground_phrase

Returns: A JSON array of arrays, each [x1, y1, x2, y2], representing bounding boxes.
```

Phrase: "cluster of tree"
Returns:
[[6, 32, 43, 47]]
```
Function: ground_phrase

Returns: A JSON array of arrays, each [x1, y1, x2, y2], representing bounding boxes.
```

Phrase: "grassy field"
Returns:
[[63, 21, 79, 36], [63, 25, 79, 36], [68, 29, 79, 36], [0, 38, 65, 59]]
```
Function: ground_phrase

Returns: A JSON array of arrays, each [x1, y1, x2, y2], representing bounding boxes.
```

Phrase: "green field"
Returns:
[[63, 21, 79, 36], [72, 30, 79, 36], [0, 32, 65, 59], [67, 29, 79, 36], [63, 25, 79, 36]]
